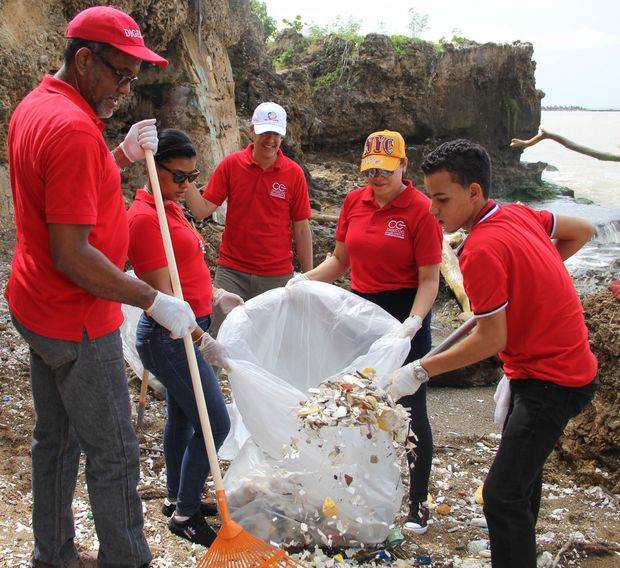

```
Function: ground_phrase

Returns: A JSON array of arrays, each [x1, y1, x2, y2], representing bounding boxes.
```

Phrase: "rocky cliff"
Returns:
[[0, 0, 245, 230], [230, 28, 545, 197]]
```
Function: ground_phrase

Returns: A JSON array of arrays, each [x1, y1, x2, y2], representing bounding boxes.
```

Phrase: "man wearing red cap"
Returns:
[[6, 6, 195, 567]]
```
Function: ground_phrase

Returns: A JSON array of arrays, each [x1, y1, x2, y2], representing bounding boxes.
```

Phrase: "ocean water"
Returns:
[[521, 110, 619, 289], [523, 110, 620, 209]]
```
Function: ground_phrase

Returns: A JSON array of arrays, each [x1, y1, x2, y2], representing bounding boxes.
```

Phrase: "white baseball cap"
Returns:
[[251, 102, 287, 136]]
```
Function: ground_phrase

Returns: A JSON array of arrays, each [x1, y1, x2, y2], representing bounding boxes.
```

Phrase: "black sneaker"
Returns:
[[162, 500, 218, 518], [404, 501, 430, 534], [168, 511, 217, 547]]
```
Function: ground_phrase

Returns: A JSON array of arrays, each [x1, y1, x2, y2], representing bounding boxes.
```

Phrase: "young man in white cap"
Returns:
[[186, 102, 313, 313], [7, 6, 196, 567]]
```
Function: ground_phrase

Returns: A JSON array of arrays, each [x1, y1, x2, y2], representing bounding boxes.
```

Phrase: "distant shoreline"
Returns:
[[542, 106, 620, 112]]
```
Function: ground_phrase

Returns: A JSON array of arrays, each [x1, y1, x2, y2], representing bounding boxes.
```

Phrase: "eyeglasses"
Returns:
[[364, 168, 398, 178], [158, 162, 201, 184], [92, 52, 139, 88]]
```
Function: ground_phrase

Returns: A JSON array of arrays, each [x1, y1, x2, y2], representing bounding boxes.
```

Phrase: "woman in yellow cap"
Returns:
[[288, 130, 442, 533]]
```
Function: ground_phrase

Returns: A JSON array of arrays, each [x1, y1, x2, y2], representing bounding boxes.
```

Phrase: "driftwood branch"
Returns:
[[551, 537, 575, 568], [441, 237, 471, 314], [310, 211, 339, 224], [511, 129, 620, 162]]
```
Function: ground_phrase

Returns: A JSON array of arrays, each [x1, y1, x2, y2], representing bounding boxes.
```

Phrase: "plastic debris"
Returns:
[[297, 369, 409, 439], [474, 485, 484, 505], [467, 539, 490, 555], [385, 528, 405, 548], [322, 496, 338, 517]]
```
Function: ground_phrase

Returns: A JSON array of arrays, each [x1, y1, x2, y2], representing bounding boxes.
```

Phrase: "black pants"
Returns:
[[483, 378, 597, 567], [354, 288, 433, 505]]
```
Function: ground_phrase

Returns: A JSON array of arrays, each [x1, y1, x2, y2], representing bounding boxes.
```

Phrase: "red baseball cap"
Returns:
[[66, 6, 168, 68]]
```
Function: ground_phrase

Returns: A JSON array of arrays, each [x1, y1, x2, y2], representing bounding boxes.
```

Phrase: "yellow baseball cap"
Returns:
[[360, 130, 406, 172]]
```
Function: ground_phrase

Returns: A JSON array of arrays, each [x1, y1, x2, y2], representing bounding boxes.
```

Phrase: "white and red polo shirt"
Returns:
[[202, 144, 311, 276], [459, 200, 597, 387], [6, 75, 129, 341], [335, 181, 443, 292], [127, 190, 212, 317]]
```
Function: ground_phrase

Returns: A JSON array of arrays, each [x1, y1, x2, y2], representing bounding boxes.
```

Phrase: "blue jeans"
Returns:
[[353, 287, 433, 505], [136, 314, 230, 517], [483, 377, 596, 567], [11, 315, 151, 568]]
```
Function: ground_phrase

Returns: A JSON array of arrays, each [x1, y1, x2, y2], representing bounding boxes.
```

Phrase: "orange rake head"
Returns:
[[197, 490, 307, 568]]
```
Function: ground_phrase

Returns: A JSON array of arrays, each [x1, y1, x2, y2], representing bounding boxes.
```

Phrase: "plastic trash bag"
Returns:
[[119, 272, 250, 459], [493, 375, 511, 425], [218, 281, 411, 546]]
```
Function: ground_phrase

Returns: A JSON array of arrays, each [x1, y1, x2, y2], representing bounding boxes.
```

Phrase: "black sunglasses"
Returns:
[[158, 162, 201, 184], [93, 52, 139, 88]]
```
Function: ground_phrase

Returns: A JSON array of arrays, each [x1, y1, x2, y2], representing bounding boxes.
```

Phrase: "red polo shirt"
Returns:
[[127, 190, 212, 317], [202, 144, 311, 276], [459, 200, 597, 387], [6, 75, 129, 341], [335, 181, 442, 292]]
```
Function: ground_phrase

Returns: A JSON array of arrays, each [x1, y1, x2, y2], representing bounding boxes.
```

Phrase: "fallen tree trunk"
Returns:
[[511, 129, 620, 162]]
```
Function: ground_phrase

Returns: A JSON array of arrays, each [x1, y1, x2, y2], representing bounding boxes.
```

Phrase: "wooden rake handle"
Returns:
[[144, 150, 225, 493]]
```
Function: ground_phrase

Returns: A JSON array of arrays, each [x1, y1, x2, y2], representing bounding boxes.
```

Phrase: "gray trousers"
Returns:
[[209, 266, 293, 336], [12, 316, 151, 568]]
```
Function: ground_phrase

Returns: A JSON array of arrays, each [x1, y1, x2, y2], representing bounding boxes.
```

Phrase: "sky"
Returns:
[[263, 0, 620, 109]]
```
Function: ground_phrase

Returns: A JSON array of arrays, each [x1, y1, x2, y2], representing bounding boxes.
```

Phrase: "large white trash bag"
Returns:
[[119, 273, 250, 460], [218, 281, 411, 546]]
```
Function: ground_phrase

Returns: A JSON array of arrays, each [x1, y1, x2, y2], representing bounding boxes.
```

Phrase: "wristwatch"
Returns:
[[411, 359, 430, 383]]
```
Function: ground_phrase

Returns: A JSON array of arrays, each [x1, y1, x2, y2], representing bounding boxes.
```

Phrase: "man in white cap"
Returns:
[[7, 6, 196, 567], [186, 102, 313, 319]]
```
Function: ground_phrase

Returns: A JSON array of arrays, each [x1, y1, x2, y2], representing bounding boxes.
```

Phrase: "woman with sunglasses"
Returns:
[[289, 130, 442, 534], [127, 129, 242, 547]]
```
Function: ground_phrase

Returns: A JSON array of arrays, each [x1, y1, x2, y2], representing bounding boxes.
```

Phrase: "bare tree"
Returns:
[[408, 8, 429, 38]]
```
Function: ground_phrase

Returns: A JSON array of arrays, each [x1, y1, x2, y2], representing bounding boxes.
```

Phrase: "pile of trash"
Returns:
[[297, 368, 409, 442]]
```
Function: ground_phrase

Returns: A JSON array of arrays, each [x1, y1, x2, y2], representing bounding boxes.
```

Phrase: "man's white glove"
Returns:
[[398, 315, 423, 339], [120, 118, 158, 162], [285, 273, 309, 288], [147, 291, 196, 339], [212, 288, 244, 315], [383, 359, 430, 401], [198, 332, 230, 368]]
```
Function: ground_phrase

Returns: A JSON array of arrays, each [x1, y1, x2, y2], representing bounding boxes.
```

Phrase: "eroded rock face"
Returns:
[[235, 31, 544, 197], [556, 289, 620, 492], [0, 0, 244, 229]]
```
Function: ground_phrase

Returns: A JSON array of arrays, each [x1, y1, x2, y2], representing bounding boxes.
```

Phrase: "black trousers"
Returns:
[[483, 378, 597, 567], [353, 287, 433, 505]]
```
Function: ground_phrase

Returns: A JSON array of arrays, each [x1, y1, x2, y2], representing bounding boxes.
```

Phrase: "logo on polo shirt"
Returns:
[[385, 219, 406, 239], [124, 28, 143, 38], [270, 182, 287, 199]]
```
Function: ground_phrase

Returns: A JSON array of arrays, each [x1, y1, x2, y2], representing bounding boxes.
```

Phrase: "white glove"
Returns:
[[198, 332, 230, 367], [384, 360, 430, 401], [285, 273, 309, 288], [398, 315, 423, 339], [212, 288, 244, 315], [120, 118, 158, 162], [146, 291, 196, 339]]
